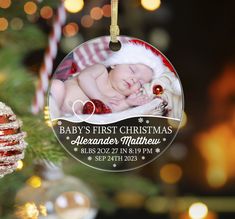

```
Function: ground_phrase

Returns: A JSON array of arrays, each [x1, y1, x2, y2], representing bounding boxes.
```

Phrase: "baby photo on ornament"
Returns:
[[49, 37, 183, 123]]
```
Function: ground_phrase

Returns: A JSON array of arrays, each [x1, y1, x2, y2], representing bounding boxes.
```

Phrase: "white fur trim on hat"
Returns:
[[103, 42, 167, 78]]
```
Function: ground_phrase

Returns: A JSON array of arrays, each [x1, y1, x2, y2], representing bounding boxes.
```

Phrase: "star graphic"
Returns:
[[57, 121, 62, 126], [138, 117, 144, 123], [156, 148, 160, 153]]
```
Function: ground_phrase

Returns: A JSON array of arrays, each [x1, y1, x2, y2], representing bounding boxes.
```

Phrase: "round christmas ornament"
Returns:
[[0, 102, 27, 178], [48, 0, 184, 171], [15, 162, 98, 219]]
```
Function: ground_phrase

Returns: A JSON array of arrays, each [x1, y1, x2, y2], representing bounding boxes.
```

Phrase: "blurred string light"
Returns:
[[16, 202, 39, 219], [40, 6, 53, 20], [149, 28, 170, 51], [90, 7, 103, 20], [27, 14, 39, 23], [195, 123, 235, 188], [206, 166, 227, 188], [61, 34, 84, 53], [27, 176, 42, 189], [16, 160, 24, 171], [64, 0, 84, 13], [24, 1, 37, 15], [63, 22, 79, 37], [0, 17, 8, 31], [15, 203, 47, 219], [141, 0, 161, 11], [189, 202, 208, 219], [10, 17, 24, 30], [160, 163, 183, 184], [115, 191, 145, 208], [39, 204, 47, 216], [44, 106, 57, 127], [44, 106, 51, 127], [145, 197, 167, 214], [81, 15, 94, 28], [102, 4, 111, 17], [0, 0, 11, 9]]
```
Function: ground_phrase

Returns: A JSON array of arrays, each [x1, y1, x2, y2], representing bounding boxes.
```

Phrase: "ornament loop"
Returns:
[[110, 0, 121, 51]]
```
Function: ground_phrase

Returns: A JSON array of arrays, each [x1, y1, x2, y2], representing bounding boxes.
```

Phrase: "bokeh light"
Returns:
[[24, 1, 37, 15], [145, 197, 167, 213], [169, 143, 188, 160], [141, 0, 161, 11], [90, 7, 103, 20], [168, 111, 187, 129], [26, 14, 39, 23], [63, 22, 79, 37], [160, 163, 183, 184], [102, 4, 111, 17], [64, 0, 84, 13], [61, 34, 84, 53], [40, 6, 53, 20], [15, 203, 48, 219], [0, 0, 11, 9], [10, 17, 24, 30], [195, 122, 234, 189], [16, 160, 24, 170], [206, 166, 227, 188], [44, 106, 54, 127], [81, 15, 94, 28], [0, 17, 8, 31], [39, 204, 47, 216], [27, 176, 42, 188], [189, 202, 208, 219], [24, 203, 39, 218], [115, 191, 145, 208], [149, 28, 170, 51]]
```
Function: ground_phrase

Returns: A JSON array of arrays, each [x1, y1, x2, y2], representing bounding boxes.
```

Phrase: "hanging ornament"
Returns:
[[0, 102, 27, 178], [15, 162, 98, 219], [48, 0, 184, 171]]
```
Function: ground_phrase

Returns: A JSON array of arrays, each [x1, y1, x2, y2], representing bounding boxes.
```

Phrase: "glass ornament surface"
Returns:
[[48, 36, 184, 172], [15, 164, 98, 219]]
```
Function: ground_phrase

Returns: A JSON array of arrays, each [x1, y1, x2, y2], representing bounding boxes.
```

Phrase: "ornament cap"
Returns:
[[34, 160, 64, 181]]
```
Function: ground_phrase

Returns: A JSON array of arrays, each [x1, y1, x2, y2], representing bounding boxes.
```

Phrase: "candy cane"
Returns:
[[32, 2, 66, 114]]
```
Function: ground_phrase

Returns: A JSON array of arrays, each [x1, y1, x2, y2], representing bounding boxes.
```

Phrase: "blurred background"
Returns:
[[0, 0, 235, 219]]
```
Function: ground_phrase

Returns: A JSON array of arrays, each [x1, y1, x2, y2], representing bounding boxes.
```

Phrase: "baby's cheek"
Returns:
[[133, 83, 141, 92]]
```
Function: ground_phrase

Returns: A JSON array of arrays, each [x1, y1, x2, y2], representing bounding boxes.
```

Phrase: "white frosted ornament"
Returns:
[[0, 102, 27, 178]]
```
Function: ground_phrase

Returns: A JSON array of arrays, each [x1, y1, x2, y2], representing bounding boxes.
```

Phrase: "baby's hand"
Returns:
[[126, 93, 151, 106], [102, 96, 122, 109]]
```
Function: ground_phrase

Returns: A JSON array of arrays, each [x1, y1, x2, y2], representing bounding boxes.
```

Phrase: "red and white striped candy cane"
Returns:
[[32, 2, 66, 114]]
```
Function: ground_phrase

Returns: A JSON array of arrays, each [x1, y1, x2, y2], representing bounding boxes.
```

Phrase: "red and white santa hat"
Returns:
[[103, 39, 174, 78]]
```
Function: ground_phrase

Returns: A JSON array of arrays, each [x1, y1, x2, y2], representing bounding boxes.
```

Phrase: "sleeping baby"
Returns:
[[51, 63, 153, 115], [50, 41, 174, 117]]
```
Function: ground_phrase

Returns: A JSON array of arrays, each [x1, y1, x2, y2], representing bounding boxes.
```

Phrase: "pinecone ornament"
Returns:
[[0, 102, 27, 178]]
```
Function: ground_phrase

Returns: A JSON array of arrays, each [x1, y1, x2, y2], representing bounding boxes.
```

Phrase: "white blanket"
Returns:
[[50, 98, 166, 124]]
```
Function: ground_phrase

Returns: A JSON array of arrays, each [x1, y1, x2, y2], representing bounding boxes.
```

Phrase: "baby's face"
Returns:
[[109, 64, 153, 96]]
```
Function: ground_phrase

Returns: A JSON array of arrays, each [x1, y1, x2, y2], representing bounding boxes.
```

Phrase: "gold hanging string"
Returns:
[[110, 0, 120, 43]]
